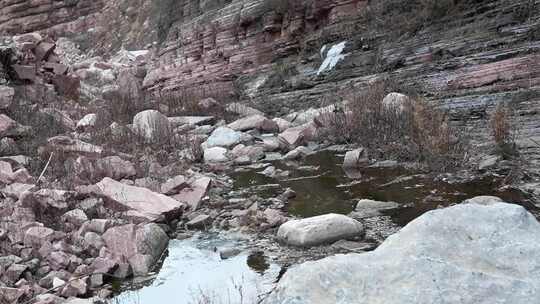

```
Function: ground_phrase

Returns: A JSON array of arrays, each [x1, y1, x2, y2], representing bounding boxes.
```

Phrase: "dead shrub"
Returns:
[[320, 80, 468, 171], [105, 90, 151, 124], [489, 102, 519, 159], [181, 134, 204, 163], [156, 86, 235, 121]]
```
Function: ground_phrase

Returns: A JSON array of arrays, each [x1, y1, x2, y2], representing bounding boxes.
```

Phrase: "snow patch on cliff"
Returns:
[[317, 41, 348, 75]]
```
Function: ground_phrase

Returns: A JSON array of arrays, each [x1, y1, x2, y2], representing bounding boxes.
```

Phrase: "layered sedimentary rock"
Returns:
[[0, 0, 104, 36], [2, 0, 540, 167]]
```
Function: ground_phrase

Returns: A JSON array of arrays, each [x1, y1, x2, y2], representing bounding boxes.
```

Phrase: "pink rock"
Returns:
[[34, 42, 56, 61], [172, 176, 211, 211], [24, 226, 54, 248], [102, 223, 168, 276], [95, 156, 136, 180], [227, 114, 278, 132], [1, 183, 35, 199], [60, 278, 87, 297], [46, 251, 72, 271], [278, 126, 305, 148], [96, 177, 186, 222], [0, 287, 26, 303], [12, 65, 36, 82], [11, 168, 33, 184], [46, 136, 103, 157], [161, 175, 188, 195], [0, 85, 14, 109]]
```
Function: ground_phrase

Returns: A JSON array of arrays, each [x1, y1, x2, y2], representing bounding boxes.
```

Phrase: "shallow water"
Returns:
[[113, 151, 535, 303], [232, 150, 534, 225], [112, 233, 280, 304]]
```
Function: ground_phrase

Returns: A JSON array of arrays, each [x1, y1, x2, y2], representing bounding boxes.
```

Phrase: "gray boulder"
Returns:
[[277, 213, 364, 247], [265, 202, 540, 304], [132, 110, 171, 143], [342, 148, 369, 168], [204, 147, 229, 163], [351, 199, 400, 219]]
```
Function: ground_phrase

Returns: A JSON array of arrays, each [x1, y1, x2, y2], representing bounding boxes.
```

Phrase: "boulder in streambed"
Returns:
[[102, 223, 168, 276], [265, 201, 540, 304], [277, 213, 364, 247]]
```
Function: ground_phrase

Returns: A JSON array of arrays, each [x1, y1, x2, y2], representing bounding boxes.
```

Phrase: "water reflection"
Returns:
[[232, 150, 534, 224], [246, 251, 270, 274], [111, 234, 280, 304]]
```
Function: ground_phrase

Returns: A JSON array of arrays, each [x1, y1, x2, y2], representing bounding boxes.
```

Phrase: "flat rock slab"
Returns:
[[351, 199, 400, 219], [266, 202, 540, 304], [277, 213, 364, 247], [172, 176, 211, 211], [204, 126, 243, 148], [227, 114, 277, 132], [168, 116, 214, 127], [96, 177, 185, 222]]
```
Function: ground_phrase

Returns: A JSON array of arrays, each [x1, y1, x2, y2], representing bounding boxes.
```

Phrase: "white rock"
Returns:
[[52, 277, 66, 289], [132, 110, 171, 143], [352, 199, 400, 218], [277, 213, 364, 247], [317, 41, 348, 75], [76, 114, 98, 131], [204, 147, 229, 163], [284, 146, 312, 160], [382, 92, 410, 112], [266, 202, 540, 304], [343, 148, 368, 168], [204, 126, 242, 148], [273, 118, 291, 132], [462, 195, 503, 205]]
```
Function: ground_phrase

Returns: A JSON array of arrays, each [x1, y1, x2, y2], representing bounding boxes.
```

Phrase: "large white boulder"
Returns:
[[277, 213, 364, 247], [132, 110, 171, 143], [266, 202, 540, 304]]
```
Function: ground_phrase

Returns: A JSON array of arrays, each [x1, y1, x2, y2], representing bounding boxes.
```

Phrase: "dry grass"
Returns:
[[489, 102, 519, 159], [319, 80, 469, 171]]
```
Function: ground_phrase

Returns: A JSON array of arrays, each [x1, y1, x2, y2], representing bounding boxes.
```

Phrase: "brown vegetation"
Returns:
[[489, 102, 519, 159], [319, 80, 469, 171]]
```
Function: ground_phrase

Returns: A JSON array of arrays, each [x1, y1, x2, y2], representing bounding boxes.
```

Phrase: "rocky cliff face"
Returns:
[[139, 0, 540, 168], [0, 0, 104, 36], [2, 0, 540, 165]]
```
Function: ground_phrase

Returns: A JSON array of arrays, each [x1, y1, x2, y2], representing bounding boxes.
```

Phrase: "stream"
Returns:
[[111, 149, 536, 304]]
